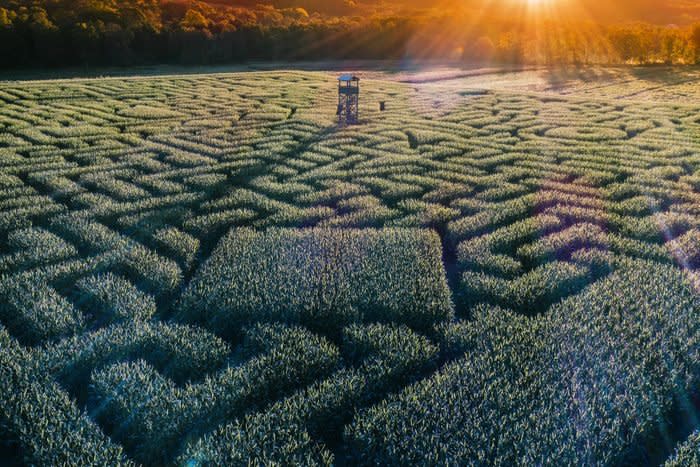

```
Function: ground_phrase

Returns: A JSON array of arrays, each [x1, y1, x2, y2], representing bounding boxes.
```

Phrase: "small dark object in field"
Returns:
[[380, 101, 386, 111], [288, 107, 297, 119]]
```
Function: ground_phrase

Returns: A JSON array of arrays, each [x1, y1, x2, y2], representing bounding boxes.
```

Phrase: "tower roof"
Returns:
[[338, 74, 360, 82]]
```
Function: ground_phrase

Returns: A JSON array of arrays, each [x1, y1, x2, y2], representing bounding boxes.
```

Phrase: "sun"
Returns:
[[500, 0, 559, 11], [526, 0, 553, 6], [521, 0, 566, 15]]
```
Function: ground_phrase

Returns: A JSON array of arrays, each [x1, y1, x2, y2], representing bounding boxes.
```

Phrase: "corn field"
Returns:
[[1, 67, 700, 465]]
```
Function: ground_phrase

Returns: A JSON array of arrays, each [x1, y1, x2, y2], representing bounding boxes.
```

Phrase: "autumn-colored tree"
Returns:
[[0, 7, 12, 28], [609, 28, 641, 63], [468, 35, 495, 63], [692, 23, 700, 63], [0, 0, 697, 68], [180, 9, 209, 31], [495, 31, 524, 64]]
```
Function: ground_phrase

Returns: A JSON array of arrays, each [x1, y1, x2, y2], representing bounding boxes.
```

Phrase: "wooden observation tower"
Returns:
[[337, 74, 359, 125]]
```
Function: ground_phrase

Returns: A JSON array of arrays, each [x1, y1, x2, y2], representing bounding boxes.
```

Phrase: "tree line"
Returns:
[[1, 0, 700, 68]]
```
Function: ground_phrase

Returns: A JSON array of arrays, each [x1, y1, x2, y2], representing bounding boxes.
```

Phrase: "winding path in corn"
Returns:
[[1, 67, 700, 465]]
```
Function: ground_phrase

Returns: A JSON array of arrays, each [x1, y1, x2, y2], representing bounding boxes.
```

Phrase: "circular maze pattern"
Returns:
[[0, 69, 699, 465]]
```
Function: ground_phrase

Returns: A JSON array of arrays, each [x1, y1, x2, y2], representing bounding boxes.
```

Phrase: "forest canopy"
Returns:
[[1, 0, 700, 68]]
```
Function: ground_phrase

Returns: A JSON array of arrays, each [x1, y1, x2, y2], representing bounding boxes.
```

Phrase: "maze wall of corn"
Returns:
[[1, 67, 700, 465]]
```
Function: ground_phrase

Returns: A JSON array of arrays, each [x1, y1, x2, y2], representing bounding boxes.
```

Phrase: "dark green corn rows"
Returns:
[[665, 431, 700, 467], [347, 261, 700, 465], [0, 70, 699, 465], [177, 228, 454, 337]]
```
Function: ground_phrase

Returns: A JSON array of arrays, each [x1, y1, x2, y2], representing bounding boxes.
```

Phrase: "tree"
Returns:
[[609, 28, 642, 63], [692, 23, 700, 63], [180, 9, 208, 32], [660, 28, 679, 64], [467, 36, 495, 63], [0, 8, 12, 28], [495, 32, 524, 64]]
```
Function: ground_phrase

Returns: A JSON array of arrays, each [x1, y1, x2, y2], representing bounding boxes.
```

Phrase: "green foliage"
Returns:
[[180, 323, 438, 465], [117, 243, 183, 297], [0, 336, 132, 466], [88, 323, 340, 465], [0, 275, 85, 345], [152, 227, 200, 269], [38, 322, 231, 389], [665, 430, 700, 467], [461, 261, 592, 313], [73, 273, 156, 325], [347, 262, 700, 465], [0, 227, 77, 273], [1, 69, 699, 465], [177, 228, 454, 336], [183, 208, 257, 237]]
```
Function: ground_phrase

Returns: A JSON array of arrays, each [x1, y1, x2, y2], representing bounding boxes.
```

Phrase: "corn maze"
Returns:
[[1, 68, 700, 465]]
